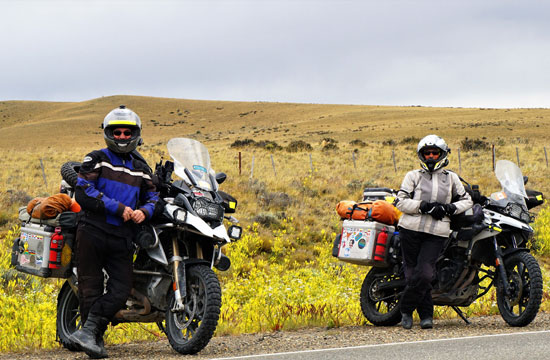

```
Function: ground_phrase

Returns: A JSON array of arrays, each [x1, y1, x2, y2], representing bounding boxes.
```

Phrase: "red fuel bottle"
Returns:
[[374, 227, 388, 262], [49, 227, 64, 269]]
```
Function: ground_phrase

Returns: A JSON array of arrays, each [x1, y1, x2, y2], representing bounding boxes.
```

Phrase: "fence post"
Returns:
[[392, 149, 397, 172], [352, 152, 357, 170], [40, 158, 48, 188], [545, 147, 548, 168], [492, 144, 496, 171], [270, 154, 277, 177], [458, 148, 462, 173], [309, 153, 314, 173], [516, 147, 520, 168], [238, 152, 242, 176], [250, 155, 255, 179]]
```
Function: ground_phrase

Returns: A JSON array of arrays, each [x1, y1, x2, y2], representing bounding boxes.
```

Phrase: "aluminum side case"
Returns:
[[13, 223, 71, 278], [337, 220, 395, 266]]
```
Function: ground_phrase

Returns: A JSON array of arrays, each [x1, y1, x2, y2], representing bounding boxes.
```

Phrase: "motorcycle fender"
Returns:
[[502, 247, 530, 259], [182, 258, 211, 268], [185, 212, 216, 237], [212, 224, 230, 243]]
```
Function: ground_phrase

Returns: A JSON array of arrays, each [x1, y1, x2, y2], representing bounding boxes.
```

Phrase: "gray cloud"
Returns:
[[1, 0, 549, 107]]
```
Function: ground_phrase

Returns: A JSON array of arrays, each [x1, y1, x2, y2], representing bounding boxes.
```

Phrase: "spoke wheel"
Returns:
[[165, 264, 221, 354], [497, 251, 542, 327], [56, 281, 81, 351], [360, 267, 403, 326]]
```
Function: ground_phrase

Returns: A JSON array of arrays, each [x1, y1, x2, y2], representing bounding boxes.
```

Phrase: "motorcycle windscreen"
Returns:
[[492, 159, 528, 207], [167, 138, 217, 191]]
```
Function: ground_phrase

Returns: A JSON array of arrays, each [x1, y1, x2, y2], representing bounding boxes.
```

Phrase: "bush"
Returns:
[[320, 137, 338, 145], [400, 136, 420, 145], [532, 203, 550, 256], [346, 179, 363, 193], [252, 212, 280, 228], [258, 191, 293, 210], [286, 140, 313, 152], [349, 139, 366, 147], [256, 141, 282, 151], [460, 137, 490, 152], [382, 139, 396, 146], [230, 139, 256, 148], [322, 143, 339, 151]]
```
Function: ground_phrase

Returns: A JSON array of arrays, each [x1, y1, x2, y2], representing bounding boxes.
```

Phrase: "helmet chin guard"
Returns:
[[417, 134, 450, 172], [102, 105, 142, 154]]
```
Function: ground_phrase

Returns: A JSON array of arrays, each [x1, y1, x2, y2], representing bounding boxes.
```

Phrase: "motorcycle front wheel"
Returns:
[[497, 251, 543, 327], [360, 267, 403, 326], [165, 264, 222, 355], [56, 281, 81, 351]]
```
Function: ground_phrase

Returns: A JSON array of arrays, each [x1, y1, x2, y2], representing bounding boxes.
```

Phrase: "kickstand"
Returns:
[[452, 306, 471, 325]]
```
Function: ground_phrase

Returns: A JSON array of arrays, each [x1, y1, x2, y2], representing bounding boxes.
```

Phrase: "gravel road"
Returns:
[[3, 312, 550, 360]]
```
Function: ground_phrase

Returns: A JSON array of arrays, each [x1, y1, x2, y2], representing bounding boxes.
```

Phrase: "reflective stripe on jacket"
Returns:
[[76, 148, 159, 228], [396, 168, 473, 237]]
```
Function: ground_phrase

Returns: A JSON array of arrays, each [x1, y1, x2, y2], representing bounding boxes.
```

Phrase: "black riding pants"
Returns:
[[399, 228, 445, 319], [76, 222, 133, 322]]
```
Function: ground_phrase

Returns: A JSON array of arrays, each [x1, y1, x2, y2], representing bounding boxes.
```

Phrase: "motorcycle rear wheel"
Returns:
[[56, 281, 81, 351], [360, 267, 403, 326], [165, 264, 221, 354], [497, 251, 543, 327]]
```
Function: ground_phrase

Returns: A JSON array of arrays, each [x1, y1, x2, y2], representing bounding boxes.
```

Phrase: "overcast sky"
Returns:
[[1, 0, 549, 108]]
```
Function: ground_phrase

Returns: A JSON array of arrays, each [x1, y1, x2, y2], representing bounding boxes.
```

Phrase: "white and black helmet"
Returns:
[[417, 134, 450, 172], [102, 105, 142, 153]]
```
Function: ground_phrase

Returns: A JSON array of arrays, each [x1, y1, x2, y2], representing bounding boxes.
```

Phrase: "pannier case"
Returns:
[[337, 220, 394, 266], [363, 187, 397, 202], [12, 222, 72, 278]]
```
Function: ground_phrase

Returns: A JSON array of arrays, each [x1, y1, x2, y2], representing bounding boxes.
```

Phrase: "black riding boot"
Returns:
[[95, 319, 109, 358], [70, 313, 109, 359]]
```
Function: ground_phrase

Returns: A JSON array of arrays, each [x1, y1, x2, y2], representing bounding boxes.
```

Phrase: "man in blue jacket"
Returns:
[[70, 105, 158, 358]]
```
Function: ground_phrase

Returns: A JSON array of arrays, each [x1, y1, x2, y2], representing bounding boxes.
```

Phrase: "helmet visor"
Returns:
[[104, 126, 140, 140]]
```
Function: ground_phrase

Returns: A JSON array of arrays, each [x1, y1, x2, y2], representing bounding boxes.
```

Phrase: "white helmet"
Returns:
[[417, 134, 450, 172], [102, 105, 142, 153]]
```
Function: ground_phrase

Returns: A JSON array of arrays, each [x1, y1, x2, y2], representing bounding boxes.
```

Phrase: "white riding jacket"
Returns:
[[396, 168, 473, 237]]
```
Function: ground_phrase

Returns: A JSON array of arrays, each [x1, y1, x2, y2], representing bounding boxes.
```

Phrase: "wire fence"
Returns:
[[234, 146, 550, 180]]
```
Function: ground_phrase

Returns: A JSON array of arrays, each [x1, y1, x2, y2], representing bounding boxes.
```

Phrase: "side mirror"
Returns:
[[523, 176, 528, 185], [215, 172, 227, 185]]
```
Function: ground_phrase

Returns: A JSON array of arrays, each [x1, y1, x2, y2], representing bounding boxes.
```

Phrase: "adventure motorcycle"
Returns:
[[352, 160, 545, 326], [55, 138, 242, 354]]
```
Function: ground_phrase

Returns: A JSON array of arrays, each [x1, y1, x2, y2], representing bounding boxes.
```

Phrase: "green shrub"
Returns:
[[460, 137, 490, 151], [230, 139, 256, 148], [532, 203, 550, 256], [349, 139, 366, 147], [286, 140, 313, 152]]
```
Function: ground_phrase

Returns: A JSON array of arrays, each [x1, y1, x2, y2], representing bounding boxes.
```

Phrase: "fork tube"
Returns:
[[171, 236, 186, 310], [493, 236, 509, 295], [510, 233, 518, 248]]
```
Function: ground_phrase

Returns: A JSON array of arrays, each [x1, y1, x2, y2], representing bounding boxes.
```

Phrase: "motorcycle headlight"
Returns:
[[505, 203, 532, 223], [192, 197, 224, 221], [173, 208, 187, 224], [228, 225, 242, 240]]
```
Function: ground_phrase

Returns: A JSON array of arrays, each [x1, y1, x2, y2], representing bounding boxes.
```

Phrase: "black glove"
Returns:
[[419, 201, 446, 220], [443, 203, 457, 216]]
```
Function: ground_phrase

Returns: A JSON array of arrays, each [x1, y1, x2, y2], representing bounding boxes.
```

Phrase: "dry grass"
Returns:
[[1, 96, 550, 350]]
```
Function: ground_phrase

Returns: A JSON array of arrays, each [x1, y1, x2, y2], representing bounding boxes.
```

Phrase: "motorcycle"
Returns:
[[345, 160, 544, 327], [55, 138, 242, 354]]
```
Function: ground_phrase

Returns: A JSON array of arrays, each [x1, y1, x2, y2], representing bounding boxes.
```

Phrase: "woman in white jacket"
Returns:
[[396, 135, 472, 330]]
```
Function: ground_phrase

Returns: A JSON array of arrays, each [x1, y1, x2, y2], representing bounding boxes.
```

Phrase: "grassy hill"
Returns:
[[2, 95, 549, 150]]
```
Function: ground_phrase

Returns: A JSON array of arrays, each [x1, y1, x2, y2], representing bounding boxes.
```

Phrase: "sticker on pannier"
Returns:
[[337, 220, 394, 266]]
